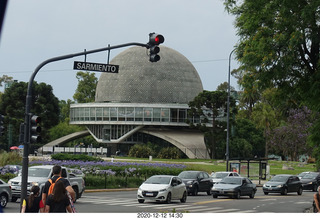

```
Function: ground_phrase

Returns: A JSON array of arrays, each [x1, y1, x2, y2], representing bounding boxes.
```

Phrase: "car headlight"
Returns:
[[159, 188, 167, 192], [263, 184, 267, 187], [308, 182, 313, 184], [277, 184, 283, 188], [8, 180, 12, 186]]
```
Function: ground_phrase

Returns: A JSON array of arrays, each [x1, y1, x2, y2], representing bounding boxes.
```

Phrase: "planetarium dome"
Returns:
[[95, 46, 203, 104]]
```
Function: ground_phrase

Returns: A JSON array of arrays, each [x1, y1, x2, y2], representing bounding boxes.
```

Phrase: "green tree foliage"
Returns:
[[188, 90, 236, 158], [0, 81, 59, 147], [73, 71, 97, 103], [224, 0, 320, 163], [230, 118, 265, 158]]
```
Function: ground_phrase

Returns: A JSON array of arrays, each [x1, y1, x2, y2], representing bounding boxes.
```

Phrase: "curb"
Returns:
[[84, 188, 138, 193]]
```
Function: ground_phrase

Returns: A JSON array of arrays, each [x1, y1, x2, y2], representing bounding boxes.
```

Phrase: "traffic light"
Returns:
[[0, 114, 4, 136], [148, 33, 165, 62], [30, 115, 41, 143]]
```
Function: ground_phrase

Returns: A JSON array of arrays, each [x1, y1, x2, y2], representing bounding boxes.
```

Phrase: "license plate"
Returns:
[[146, 193, 153, 196]]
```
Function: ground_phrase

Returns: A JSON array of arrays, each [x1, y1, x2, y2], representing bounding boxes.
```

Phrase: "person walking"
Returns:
[[42, 165, 75, 206], [23, 185, 45, 213], [313, 186, 320, 213], [45, 180, 73, 213]]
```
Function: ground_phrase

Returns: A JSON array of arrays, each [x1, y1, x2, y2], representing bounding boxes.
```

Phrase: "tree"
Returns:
[[269, 107, 313, 161], [73, 71, 98, 103], [231, 118, 265, 158], [188, 90, 236, 158], [0, 81, 60, 147], [224, 0, 320, 161]]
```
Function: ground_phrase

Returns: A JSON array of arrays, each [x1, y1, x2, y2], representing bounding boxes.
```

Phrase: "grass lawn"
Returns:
[[112, 156, 318, 176]]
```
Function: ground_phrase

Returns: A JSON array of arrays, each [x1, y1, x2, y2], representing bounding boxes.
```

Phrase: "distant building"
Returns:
[[69, 46, 210, 158]]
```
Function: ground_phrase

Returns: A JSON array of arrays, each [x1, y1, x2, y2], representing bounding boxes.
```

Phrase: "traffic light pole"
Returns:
[[21, 41, 149, 207]]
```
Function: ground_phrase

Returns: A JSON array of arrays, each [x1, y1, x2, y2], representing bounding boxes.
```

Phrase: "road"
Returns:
[[3, 188, 314, 213]]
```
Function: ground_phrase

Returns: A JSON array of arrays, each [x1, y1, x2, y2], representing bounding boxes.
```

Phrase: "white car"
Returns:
[[137, 175, 187, 204], [211, 171, 240, 184]]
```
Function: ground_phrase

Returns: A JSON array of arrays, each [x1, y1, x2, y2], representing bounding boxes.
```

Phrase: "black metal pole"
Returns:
[[20, 42, 149, 207], [226, 48, 236, 171]]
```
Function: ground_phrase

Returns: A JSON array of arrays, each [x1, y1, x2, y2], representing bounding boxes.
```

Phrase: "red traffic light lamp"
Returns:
[[148, 33, 165, 62], [30, 115, 41, 143]]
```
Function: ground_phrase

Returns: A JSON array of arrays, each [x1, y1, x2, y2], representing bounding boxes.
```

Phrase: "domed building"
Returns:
[[69, 46, 210, 158]]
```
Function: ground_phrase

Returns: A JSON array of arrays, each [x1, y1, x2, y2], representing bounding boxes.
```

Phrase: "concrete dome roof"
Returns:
[[95, 46, 203, 104]]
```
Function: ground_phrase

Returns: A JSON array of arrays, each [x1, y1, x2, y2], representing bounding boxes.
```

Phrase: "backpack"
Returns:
[[47, 177, 62, 195]]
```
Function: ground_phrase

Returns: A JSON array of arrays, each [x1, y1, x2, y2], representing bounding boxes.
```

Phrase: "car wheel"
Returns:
[[166, 192, 172, 204], [249, 190, 255, 199], [180, 191, 187, 203], [138, 199, 145, 203], [264, 192, 268, 195], [0, 193, 8, 208], [192, 186, 198, 196], [213, 194, 218, 198], [313, 185, 318, 192], [235, 191, 241, 199], [297, 187, 303, 195], [281, 188, 288, 195]]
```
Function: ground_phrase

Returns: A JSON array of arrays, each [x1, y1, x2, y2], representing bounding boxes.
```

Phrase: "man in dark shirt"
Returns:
[[42, 165, 75, 206]]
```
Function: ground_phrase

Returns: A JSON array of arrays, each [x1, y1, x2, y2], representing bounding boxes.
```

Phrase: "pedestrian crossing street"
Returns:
[[78, 196, 264, 213]]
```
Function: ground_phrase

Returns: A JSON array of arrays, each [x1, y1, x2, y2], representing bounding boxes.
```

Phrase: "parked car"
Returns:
[[8, 165, 85, 202], [178, 171, 213, 195], [0, 179, 12, 208], [300, 172, 320, 191], [211, 176, 256, 199], [263, 174, 303, 195], [137, 175, 187, 204], [297, 171, 312, 179], [211, 171, 240, 184]]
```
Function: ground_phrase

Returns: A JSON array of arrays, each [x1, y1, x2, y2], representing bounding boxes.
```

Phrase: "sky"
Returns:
[[0, 0, 239, 101]]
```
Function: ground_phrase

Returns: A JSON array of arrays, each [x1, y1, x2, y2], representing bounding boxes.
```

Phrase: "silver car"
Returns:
[[0, 179, 12, 208], [137, 175, 187, 204]]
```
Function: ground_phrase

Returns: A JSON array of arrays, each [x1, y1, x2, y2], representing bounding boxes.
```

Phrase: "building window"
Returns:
[[144, 108, 152, 121], [161, 108, 169, 122], [135, 107, 143, 121]]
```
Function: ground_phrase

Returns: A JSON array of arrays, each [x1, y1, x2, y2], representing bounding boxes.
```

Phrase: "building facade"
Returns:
[[69, 46, 210, 159]]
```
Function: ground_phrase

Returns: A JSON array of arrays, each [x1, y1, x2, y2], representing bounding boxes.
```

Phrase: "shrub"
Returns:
[[0, 150, 22, 166], [128, 144, 154, 158], [157, 147, 182, 159]]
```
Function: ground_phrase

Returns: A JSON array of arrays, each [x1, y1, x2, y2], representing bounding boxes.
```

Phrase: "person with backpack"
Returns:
[[45, 180, 73, 213], [42, 165, 75, 206], [23, 185, 45, 213]]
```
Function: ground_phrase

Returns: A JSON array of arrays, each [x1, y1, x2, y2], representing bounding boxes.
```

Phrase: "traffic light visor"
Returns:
[[31, 115, 41, 124], [149, 33, 164, 45]]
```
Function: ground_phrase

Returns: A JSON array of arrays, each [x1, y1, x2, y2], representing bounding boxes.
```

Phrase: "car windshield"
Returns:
[[302, 173, 317, 179], [212, 172, 229, 179], [144, 176, 171, 185], [220, 177, 241, 185], [298, 172, 308, 178], [28, 168, 51, 177], [270, 175, 289, 182], [178, 172, 198, 179]]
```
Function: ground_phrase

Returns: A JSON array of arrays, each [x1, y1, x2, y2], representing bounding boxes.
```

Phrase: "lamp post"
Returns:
[[226, 48, 236, 171]]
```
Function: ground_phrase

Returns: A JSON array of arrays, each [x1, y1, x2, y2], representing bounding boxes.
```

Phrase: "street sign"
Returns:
[[73, 61, 119, 73]]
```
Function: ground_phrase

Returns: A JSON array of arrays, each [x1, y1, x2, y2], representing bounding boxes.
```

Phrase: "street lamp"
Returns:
[[226, 48, 236, 171]]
